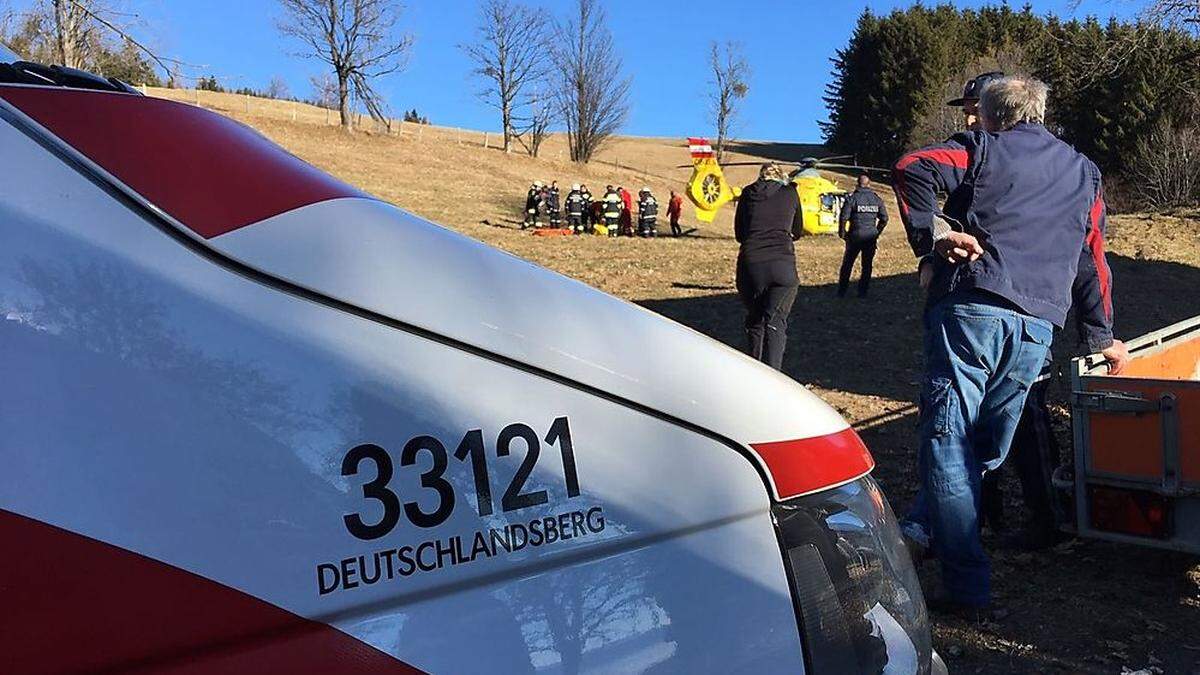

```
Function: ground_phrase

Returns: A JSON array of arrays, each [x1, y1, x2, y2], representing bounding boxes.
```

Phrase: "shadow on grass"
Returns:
[[640, 254, 1200, 403]]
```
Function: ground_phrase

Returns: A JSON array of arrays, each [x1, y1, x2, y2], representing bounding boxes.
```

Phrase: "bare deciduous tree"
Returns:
[[460, 0, 549, 153], [550, 0, 629, 163], [513, 87, 553, 157], [277, 0, 413, 129], [51, 0, 97, 68], [1128, 115, 1200, 209], [265, 74, 290, 99], [708, 41, 749, 163], [309, 72, 338, 108], [2, 1, 181, 85], [1143, 0, 1200, 31]]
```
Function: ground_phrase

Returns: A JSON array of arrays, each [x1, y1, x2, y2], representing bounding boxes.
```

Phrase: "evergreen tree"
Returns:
[[823, 4, 1200, 189]]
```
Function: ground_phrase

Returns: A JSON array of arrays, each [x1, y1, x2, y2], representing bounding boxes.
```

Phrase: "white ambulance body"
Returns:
[[0, 57, 941, 674]]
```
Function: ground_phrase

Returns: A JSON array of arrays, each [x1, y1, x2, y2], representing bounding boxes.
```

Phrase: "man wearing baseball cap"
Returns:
[[948, 70, 1005, 131], [904, 69, 1068, 563]]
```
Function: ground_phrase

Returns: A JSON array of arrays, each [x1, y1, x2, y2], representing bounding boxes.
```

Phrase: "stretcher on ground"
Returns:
[[1062, 315, 1200, 553], [530, 227, 573, 236]]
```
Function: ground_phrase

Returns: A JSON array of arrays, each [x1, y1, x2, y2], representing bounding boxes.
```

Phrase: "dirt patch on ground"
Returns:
[[178, 90, 1200, 673]]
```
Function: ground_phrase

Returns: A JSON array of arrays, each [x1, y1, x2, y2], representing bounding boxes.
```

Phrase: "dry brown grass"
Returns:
[[152, 88, 1200, 674]]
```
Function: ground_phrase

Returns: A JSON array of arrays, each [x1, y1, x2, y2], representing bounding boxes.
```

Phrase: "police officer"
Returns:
[[837, 174, 888, 298], [546, 180, 562, 229], [565, 184, 586, 234], [523, 181, 542, 229], [602, 185, 622, 237], [579, 184, 594, 233], [637, 187, 658, 237]]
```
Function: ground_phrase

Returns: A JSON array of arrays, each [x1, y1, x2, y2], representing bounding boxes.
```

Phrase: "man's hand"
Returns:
[[1101, 339, 1131, 375], [933, 231, 984, 263]]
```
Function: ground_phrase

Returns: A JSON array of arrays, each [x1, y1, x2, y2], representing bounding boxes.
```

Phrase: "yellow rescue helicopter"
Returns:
[[682, 137, 886, 235]]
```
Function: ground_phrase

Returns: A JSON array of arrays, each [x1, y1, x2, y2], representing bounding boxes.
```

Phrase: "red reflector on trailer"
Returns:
[[751, 428, 875, 501], [1088, 485, 1172, 539]]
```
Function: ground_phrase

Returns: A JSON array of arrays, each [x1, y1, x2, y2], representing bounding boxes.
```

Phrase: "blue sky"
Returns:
[[13, 0, 1140, 142]]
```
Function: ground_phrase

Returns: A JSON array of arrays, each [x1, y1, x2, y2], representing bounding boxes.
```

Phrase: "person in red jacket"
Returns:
[[618, 186, 633, 236], [667, 190, 684, 236]]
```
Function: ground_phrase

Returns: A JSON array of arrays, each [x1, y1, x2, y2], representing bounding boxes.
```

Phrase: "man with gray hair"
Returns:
[[892, 75, 1129, 614]]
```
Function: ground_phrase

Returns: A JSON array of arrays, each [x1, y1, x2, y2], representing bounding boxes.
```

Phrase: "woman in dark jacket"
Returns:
[[733, 163, 803, 370]]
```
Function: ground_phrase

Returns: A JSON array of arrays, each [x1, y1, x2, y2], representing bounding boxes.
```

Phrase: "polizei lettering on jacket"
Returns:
[[317, 506, 606, 595]]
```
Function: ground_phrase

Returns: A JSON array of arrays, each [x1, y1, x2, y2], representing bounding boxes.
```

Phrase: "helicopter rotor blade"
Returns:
[[815, 162, 891, 174], [675, 160, 803, 169]]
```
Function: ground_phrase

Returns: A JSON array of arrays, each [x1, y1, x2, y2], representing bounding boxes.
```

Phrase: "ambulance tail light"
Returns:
[[1089, 485, 1172, 539], [751, 427, 875, 501], [774, 476, 935, 674]]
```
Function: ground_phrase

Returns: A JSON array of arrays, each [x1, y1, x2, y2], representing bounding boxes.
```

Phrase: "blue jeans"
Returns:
[[903, 292, 1052, 606]]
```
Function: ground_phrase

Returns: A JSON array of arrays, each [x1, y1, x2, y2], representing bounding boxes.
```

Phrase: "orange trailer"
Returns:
[[1065, 316, 1200, 552]]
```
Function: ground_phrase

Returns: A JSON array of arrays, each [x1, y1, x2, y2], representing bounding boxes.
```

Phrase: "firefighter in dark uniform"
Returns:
[[602, 185, 622, 237], [565, 184, 586, 234], [579, 184, 594, 233], [523, 181, 542, 229], [637, 187, 658, 237], [837, 174, 888, 298], [546, 181, 562, 229]]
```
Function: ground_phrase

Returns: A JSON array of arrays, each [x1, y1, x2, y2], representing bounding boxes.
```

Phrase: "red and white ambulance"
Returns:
[[0, 52, 943, 674]]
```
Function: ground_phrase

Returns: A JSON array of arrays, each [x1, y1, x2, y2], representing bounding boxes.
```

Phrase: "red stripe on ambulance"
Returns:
[[0, 86, 367, 238], [0, 509, 421, 674], [751, 428, 876, 500]]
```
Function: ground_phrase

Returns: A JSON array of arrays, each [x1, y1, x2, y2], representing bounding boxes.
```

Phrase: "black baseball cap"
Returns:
[[947, 71, 1005, 107]]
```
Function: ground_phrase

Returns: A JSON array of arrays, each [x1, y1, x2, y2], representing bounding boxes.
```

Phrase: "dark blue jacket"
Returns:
[[893, 123, 1114, 351], [838, 186, 888, 240]]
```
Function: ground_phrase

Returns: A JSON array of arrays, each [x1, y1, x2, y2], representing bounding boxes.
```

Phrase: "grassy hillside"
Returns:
[[146, 86, 898, 313]]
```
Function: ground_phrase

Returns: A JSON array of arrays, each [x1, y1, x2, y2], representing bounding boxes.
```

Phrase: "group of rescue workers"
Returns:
[[734, 71, 1132, 621], [523, 181, 686, 237]]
